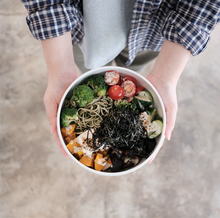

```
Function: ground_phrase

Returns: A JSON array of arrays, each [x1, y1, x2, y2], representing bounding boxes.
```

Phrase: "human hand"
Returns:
[[146, 72, 177, 141], [41, 32, 81, 157], [147, 40, 190, 141], [44, 69, 80, 157], [145, 72, 177, 164], [144, 40, 190, 163]]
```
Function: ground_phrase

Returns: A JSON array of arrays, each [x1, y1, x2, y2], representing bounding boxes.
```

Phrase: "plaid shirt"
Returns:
[[21, 0, 220, 66]]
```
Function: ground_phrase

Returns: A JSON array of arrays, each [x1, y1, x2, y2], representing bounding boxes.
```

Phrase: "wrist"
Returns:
[[48, 67, 80, 88], [150, 39, 191, 85], [41, 32, 80, 86], [150, 63, 178, 88]]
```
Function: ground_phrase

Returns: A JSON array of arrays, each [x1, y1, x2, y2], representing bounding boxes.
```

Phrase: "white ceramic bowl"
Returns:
[[57, 66, 166, 176]]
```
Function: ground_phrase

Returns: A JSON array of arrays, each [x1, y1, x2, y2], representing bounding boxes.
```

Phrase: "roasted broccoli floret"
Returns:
[[114, 99, 132, 109], [85, 75, 107, 96], [70, 85, 94, 107], [64, 99, 75, 108], [61, 107, 78, 127]]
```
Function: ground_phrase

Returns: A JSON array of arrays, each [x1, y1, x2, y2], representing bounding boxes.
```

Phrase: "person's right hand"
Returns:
[[41, 32, 80, 157], [44, 69, 80, 157]]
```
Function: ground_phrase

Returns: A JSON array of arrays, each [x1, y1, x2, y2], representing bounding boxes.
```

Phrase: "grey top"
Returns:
[[78, 0, 135, 69]]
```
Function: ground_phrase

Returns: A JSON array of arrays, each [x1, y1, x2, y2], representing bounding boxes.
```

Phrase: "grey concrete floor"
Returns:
[[1, 2, 220, 218]]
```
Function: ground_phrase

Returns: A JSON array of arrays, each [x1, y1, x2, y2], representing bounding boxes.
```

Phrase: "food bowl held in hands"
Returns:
[[57, 66, 166, 176]]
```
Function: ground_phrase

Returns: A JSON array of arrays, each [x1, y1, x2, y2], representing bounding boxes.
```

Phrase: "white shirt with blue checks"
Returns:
[[21, 0, 220, 66]]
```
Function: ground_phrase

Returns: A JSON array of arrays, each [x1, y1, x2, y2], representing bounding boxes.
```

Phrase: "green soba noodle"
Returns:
[[76, 96, 113, 134]]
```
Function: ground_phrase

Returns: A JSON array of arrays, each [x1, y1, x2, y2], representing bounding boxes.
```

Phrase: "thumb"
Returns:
[[165, 102, 178, 140], [44, 90, 58, 134], [44, 90, 69, 158]]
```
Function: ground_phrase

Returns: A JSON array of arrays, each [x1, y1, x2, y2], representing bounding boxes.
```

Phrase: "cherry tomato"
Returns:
[[121, 76, 137, 86], [116, 76, 123, 85], [121, 81, 136, 97], [104, 70, 120, 85], [135, 86, 145, 95], [108, 85, 124, 100], [125, 96, 134, 103]]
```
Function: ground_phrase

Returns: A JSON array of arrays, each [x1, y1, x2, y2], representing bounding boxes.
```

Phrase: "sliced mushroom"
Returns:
[[111, 155, 123, 172], [102, 162, 112, 171], [122, 156, 141, 168], [113, 148, 124, 158]]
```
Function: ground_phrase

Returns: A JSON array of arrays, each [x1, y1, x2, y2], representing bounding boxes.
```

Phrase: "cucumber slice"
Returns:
[[130, 103, 137, 111], [138, 90, 154, 106], [148, 120, 163, 139], [155, 116, 163, 122], [146, 108, 157, 121], [132, 96, 152, 111]]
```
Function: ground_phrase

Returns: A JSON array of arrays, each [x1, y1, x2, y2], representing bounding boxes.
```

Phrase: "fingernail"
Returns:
[[50, 125, 55, 134], [63, 153, 69, 158], [167, 132, 171, 141]]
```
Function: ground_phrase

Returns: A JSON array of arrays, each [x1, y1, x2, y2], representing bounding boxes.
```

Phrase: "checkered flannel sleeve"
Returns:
[[162, 0, 220, 56], [21, 0, 84, 45]]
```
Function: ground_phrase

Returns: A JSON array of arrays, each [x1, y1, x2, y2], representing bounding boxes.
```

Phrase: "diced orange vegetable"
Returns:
[[61, 124, 76, 137], [107, 157, 112, 165], [99, 148, 109, 156], [79, 153, 96, 168], [76, 150, 84, 159], [65, 132, 76, 144], [95, 153, 107, 171], [66, 140, 81, 154]]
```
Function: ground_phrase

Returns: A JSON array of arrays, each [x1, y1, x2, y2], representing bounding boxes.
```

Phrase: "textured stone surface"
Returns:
[[1, 2, 220, 218]]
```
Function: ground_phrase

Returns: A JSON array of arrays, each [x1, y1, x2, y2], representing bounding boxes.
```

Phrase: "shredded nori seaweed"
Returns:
[[93, 107, 148, 150]]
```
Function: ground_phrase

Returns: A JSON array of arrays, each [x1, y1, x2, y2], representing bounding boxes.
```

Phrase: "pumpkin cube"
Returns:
[[66, 140, 81, 154], [99, 147, 109, 156], [95, 153, 107, 171], [75, 150, 84, 159], [61, 124, 76, 137], [79, 153, 96, 168], [65, 132, 76, 144]]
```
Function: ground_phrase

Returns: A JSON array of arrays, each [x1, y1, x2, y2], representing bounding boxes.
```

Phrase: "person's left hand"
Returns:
[[145, 72, 178, 163], [144, 40, 190, 163], [146, 72, 178, 141]]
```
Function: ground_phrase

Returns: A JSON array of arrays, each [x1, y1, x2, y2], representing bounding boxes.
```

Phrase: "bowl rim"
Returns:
[[57, 66, 166, 176]]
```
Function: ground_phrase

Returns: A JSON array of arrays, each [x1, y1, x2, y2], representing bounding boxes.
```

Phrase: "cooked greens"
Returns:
[[61, 107, 78, 127], [85, 75, 107, 97], [71, 85, 94, 108]]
